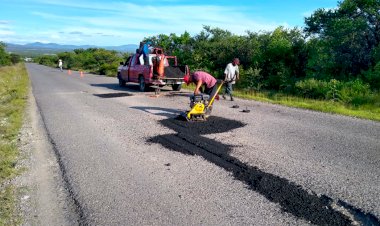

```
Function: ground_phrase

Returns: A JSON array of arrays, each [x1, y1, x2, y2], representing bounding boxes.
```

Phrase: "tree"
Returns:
[[191, 26, 245, 76], [257, 27, 307, 90], [9, 53, 21, 64], [304, 0, 380, 79], [0, 42, 11, 66]]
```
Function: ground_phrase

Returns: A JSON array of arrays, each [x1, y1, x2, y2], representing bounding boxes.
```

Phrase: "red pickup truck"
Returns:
[[118, 48, 188, 92]]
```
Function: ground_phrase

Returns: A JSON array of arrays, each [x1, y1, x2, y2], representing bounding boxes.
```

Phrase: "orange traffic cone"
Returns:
[[68, 69, 72, 75], [80, 71, 84, 77]]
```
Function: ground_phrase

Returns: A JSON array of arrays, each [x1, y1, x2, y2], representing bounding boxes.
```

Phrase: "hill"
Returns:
[[5, 42, 138, 56]]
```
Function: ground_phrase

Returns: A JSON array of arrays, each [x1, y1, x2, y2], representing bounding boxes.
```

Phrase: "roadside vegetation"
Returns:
[[35, 48, 127, 77], [35, 0, 379, 121], [0, 42, 27, 225]]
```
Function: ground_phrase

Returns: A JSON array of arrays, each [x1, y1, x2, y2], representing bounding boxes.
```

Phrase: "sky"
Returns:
[[0, 0, 339, 46]]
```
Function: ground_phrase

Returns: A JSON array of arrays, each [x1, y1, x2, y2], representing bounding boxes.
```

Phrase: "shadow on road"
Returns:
[[130, 106, 182, 118], [90, 83, 142, 93], [93, 93, 133, 98], [90, 83, 177, 94]]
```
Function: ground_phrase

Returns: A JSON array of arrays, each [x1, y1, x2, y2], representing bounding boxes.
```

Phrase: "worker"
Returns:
[[58, 59, 63, 72], [222, 58, 240, 101], [184, 70, 220, 101], [139, 41, 152, 65], [117, 61, 124, 72]]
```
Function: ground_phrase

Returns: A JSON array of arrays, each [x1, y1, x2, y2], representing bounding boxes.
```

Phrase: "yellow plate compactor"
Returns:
[[181, 81, 224, 121]]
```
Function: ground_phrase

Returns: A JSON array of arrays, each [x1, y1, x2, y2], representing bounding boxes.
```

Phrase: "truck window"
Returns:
[[124, 56, 131, 66], [131, 55, 138, 66]]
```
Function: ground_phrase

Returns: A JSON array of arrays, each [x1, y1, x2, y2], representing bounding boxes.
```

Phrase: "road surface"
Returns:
[[25, 63, 380, 225]]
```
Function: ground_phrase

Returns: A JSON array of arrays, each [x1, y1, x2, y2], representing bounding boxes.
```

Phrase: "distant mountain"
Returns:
[[5, 42, 138, 56], [104, 44, 138, 52]]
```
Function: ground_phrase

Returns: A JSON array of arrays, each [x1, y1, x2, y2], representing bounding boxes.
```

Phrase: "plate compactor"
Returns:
[[180, 82, 224, 122]]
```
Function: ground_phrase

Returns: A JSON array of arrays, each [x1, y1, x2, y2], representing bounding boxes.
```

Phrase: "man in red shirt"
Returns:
[[184, 71, 220, 116], [184, 71, 219, 98]]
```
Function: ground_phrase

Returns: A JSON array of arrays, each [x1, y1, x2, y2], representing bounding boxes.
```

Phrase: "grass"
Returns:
[[234, 89, 380, 122], [0, 63, 29, 226], [183, 84, 380, 122]]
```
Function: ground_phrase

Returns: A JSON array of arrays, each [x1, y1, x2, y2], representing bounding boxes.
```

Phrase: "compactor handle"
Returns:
[[207, 80, 225, 108]]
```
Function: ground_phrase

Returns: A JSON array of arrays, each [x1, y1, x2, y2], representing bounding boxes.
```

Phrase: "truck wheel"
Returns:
[[119, 78, 126, 87], [139, 76, 146, 92], [118, 73, 126, 87], [172, 84, 182, 91]]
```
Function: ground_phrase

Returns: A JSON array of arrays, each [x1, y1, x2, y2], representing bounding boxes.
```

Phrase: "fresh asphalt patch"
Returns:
[[148, 116, 379, 226]]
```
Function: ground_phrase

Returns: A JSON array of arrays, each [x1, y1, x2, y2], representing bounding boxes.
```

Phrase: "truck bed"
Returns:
[[164, 66, 187, 78]]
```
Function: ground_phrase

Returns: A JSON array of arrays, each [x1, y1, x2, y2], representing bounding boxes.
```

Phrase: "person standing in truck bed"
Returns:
[[139, 41, 152, 65]]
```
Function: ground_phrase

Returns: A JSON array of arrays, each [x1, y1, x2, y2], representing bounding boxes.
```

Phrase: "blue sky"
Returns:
[[1, 0, 339, 46]]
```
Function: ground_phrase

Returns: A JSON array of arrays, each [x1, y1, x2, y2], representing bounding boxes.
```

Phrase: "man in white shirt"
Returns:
[[58, 59, 63, 72], [223, 58, 240, 101]]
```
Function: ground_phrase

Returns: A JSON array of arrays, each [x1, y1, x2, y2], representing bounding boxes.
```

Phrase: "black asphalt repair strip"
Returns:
[[93, 93, 133, 98], [148, 116, 380, 226]]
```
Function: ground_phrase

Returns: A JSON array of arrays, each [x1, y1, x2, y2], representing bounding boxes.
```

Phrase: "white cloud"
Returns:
[[9, 0, 288, 45], [0, 30, 15, 36], [0, 20, 15, 41], [0, 20, 11, 25], [38, 1, 281, 30]]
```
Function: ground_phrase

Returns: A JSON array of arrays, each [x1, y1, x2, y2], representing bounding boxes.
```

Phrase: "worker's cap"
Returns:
[[184, 74, 190, 84]]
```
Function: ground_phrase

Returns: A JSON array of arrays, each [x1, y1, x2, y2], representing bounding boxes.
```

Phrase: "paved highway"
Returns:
[[26, 63, 380, 225]]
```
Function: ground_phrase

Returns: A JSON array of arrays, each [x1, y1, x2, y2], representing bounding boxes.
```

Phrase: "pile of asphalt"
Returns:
[[164, 66, 186, 78], [148, 116, 353, 225]]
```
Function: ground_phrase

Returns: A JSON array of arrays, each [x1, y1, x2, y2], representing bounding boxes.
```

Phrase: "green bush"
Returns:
[[339, 79, 372, 106], [9, 54, 21, 65], [362, 61, 380, 90], [295, 78, 329, 99], [36, 55, 58, 67], [238, 67, 264, 92], [326, 79, 342, 101], [99, 62, 118, 77], [36, 48, 124, 76], [0, 42, 11, 66], [295, 78, 374, 106]]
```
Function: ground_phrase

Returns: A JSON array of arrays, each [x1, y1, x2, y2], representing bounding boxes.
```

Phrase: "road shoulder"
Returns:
[[14, 88, 78, 225]]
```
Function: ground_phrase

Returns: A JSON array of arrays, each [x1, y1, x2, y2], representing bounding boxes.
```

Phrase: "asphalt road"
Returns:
[[26, 63, 380, 225]]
